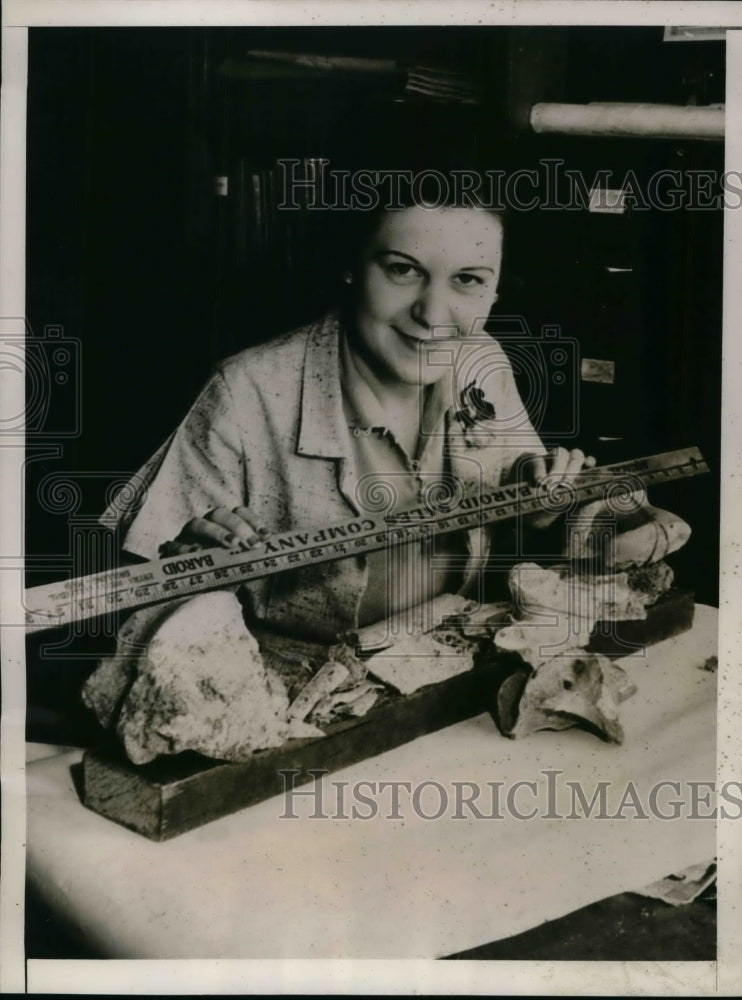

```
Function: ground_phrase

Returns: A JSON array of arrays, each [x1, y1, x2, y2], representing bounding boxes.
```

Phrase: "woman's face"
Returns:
[[351, 206, 504, 386]]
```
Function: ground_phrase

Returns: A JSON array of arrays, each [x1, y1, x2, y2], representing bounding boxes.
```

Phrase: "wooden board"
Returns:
[[81, 589, 695, 841], [587, 587, 695, 656]]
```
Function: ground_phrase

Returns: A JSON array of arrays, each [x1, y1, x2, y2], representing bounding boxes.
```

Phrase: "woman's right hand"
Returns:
[[159, 506, 267, 556]]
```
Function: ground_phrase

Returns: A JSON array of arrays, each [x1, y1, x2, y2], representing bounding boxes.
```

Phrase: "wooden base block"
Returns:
[[82, 664, 496, 842], [82, 590, 695, 841], [588, 587, 695, 657]]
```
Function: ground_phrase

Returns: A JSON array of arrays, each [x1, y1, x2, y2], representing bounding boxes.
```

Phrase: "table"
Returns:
[[26, 606, 717, 959]]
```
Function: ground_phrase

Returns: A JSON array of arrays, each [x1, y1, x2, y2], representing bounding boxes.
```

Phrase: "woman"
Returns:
[[108, 194, 595, 643]]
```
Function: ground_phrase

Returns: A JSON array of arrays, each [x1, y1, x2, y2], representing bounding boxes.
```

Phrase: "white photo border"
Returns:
[[2, 1, 741, 995]]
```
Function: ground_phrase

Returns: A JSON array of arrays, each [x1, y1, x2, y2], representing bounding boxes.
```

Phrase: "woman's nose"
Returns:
[[410, 282, 454, 333]]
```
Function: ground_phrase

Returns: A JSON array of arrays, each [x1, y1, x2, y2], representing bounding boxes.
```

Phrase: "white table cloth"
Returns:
[[26, 606, 717, 958]]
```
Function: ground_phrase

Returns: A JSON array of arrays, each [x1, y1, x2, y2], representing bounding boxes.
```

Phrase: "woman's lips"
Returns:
[[391, 325, 427, 347], [391, 325, 461, 345]]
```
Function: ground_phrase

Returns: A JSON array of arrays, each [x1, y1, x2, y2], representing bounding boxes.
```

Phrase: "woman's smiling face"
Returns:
[[351, 206, 504, 386]]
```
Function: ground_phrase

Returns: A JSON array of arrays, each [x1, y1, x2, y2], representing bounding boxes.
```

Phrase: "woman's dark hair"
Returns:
[[323, 166, 507, 281]]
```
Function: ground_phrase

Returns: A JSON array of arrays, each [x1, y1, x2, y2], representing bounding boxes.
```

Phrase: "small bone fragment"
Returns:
[[287, 660, 350, 722], [503, 650, 635, 743], [309, 681, 383, 726], [366, 632, 474, 695], [564, 498, 691, 569], [508, 563, 648, 625]]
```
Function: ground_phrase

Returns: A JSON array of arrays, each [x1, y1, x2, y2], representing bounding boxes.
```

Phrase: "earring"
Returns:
[[343, 271, 354, 284]]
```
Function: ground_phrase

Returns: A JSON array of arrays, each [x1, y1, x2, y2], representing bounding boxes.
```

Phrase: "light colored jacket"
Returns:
[[103, 312, 545, 640]]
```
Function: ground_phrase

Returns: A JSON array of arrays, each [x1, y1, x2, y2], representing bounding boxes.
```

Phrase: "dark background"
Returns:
[[25, 26, 724, 743]]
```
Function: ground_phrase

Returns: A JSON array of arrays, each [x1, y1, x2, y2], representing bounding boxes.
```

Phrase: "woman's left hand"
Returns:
[[518, 446, 597, 530]]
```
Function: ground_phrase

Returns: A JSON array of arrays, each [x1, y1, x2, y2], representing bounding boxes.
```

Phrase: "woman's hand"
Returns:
[[519, 446, 597, 530], [159, 506, 267, 557]]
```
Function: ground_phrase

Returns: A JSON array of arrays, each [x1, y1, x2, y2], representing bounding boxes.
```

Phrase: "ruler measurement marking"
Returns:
[[23, 448, 708, 633]]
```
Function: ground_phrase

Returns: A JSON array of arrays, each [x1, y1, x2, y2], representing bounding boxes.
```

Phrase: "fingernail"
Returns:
[[258, 527, 270, 537], [225, 533, 238, 547]]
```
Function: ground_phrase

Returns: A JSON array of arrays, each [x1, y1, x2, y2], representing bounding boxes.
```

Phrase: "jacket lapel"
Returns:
[[296, 313, 359, 514]]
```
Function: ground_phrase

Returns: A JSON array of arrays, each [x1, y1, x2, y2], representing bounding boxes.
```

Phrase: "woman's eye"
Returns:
[[453, 273, 486, 290], [383, 262, 421, 282]]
